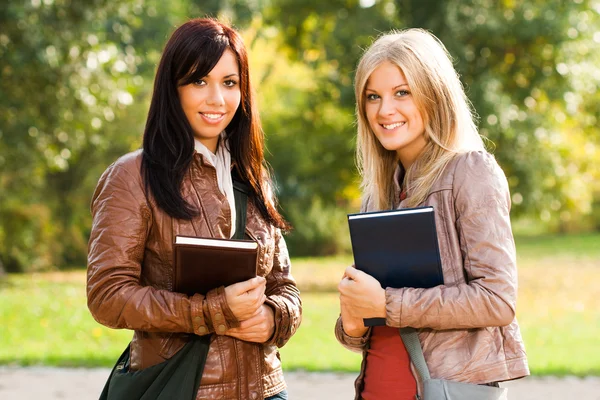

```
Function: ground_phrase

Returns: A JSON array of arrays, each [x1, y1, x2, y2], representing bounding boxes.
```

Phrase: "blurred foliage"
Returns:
[[0, 0, 599, 270], [0, 0, 186, 271], [267, 0, 600, 234], [245, 21, 357, 253]]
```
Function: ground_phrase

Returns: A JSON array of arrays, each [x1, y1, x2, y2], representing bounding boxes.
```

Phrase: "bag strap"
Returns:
[[399, 327, 431, 380], [232, 176, 249, 240]]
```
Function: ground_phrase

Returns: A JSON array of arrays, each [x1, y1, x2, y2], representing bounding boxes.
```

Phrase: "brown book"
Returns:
[[173, 235, 258, 296]]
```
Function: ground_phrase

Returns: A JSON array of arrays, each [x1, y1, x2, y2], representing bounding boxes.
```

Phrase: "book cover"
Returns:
[[348, 206, 444, 327], [348, 206, 444, 291], [173, 235, 258, 296]]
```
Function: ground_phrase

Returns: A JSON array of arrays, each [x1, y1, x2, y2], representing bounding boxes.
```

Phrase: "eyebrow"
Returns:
[[205, 73, 239, 79], [365, 83, 409, 91]]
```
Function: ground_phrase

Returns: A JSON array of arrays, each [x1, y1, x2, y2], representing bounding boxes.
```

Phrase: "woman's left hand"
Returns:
[[338, 266, 386, 320], [225, 304, 275, 343]]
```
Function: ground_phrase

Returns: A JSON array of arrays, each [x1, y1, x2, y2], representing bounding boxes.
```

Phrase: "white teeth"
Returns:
[[203, 113, 222, 120], [382, 122, 405, 130]]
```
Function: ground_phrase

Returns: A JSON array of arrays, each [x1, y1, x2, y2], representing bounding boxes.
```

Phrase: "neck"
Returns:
[[196, 136, 219, 154], [396, 137, 427, 169], [397, 152, 419, 170]]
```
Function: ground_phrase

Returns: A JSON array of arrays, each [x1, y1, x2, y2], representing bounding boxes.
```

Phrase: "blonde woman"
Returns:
[[336, 29, 529, 399]]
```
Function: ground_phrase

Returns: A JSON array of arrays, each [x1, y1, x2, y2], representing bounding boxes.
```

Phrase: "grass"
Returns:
[[0, 272, 131, 367], [1, 232, 599, 375], [279, 293, 362, 372]]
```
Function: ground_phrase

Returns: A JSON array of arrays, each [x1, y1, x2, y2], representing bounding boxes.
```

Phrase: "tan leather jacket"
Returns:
[[335, 151, 529, 398], [87, 150, 302, 400]]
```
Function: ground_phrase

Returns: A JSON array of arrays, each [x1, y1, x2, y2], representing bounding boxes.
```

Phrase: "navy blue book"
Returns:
[[347, 206, 444, 326]]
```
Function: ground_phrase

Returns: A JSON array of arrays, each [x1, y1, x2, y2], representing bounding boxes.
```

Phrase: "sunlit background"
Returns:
[[1, 0, 599, 379]]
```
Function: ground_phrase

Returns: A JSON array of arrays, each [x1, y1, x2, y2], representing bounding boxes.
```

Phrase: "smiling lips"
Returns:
[[381, 121, 406, 130], [200, 112, 225, 124]]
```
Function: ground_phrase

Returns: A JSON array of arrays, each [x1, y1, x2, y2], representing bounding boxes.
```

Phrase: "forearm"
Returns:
[[264, 283, 302, 347], [87, 269, 243, 337], [385, 279, 515, 329], [87, 269, 200, 333], [263, 230, 302, 347], [334, 316, 370, 353]]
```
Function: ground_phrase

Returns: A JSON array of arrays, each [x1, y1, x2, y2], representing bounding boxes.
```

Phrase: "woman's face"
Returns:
[[178, 49, 241, 153], [364, 61, 426, 168]]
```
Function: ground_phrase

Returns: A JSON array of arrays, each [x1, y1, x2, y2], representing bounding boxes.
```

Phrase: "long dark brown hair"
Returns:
[[141, 18, 288, 230]]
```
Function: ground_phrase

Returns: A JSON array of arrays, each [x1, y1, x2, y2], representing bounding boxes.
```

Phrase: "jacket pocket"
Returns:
[[157, 332, 187, 360], [199, 335, 237, 386]]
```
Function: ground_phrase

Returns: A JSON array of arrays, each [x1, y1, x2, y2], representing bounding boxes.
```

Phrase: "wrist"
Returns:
[[206, 286, 238, 334], [378, 287, 387, 318], [343, 319, 368, 338]]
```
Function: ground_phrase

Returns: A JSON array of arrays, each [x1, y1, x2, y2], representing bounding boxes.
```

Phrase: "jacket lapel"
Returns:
[[184, 155, 232, 239]]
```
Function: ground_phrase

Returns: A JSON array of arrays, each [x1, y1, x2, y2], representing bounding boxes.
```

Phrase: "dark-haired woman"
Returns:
[[87, 18, 301, 400]]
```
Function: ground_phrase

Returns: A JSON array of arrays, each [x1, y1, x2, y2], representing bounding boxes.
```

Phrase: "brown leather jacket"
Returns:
[[87, 150, 302, 400], [335, 151, 529, 398]]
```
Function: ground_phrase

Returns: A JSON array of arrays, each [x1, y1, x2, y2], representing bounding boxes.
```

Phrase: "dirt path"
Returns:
[[1, 367, 599, 399]]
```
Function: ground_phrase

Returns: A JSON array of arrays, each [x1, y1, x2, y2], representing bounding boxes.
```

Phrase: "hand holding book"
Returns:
[[224, 276, 266, 321], [225, 304, 275, 343], [346, 206, 444, 327], [173, 235, 259, 296], [339, 266, 387, 332]]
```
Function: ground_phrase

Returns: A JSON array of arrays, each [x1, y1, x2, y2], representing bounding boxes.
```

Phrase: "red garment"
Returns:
[[361, 326, 418, 400]]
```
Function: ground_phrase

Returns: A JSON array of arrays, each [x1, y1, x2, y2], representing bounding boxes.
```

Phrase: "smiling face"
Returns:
[[178, 49, 241, 153], [364, 61, 426, 169]]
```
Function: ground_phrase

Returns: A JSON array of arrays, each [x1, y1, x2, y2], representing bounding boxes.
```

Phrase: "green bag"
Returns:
[[99, 336, 210, 400], [99, 174, 250, 400]]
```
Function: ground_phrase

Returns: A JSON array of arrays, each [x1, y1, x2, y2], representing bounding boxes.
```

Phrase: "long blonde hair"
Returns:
[[355, 29, 485, 210]]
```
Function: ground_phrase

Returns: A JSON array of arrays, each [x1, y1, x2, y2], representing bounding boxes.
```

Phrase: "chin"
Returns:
[[381, 142, 405, 152], [195, 130, 222, 140]]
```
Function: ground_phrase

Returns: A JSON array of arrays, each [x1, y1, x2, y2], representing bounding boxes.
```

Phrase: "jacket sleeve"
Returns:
[[263, 228, 302, 347], [334, 316, 371, 353], [385, 151, 518, 330], [87, 161, 223, 336]]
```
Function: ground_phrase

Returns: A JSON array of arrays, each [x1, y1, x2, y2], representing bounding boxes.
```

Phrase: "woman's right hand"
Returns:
[[340, 297, 369, 337], [224, 276, 267, 321], [338, 266, 371, 338]]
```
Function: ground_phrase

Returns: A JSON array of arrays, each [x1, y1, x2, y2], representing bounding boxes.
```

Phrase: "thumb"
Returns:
[[231, 276, 265, 294], [344, 266, 363, 281]]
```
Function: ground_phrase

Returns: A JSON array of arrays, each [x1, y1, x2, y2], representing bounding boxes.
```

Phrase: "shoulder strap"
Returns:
[[232, 178, 249, 240], [399, 327, 431, 380]]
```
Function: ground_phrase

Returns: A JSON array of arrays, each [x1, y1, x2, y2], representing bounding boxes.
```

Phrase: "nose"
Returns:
[[206, 84, 225, 106], [377, 96, 395, 117]]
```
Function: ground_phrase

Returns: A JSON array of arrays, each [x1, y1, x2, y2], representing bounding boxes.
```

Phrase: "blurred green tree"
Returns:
[[1, 0, 598, 270], [267, 0, 600, 235], [0, 0, 181, 271]]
